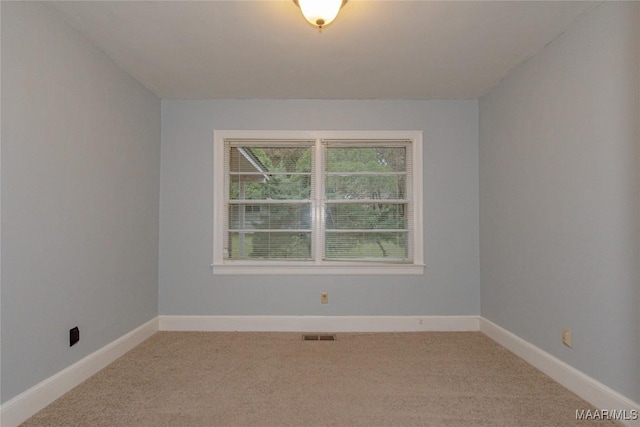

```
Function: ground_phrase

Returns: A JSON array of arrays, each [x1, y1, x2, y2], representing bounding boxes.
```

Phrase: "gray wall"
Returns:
[[479, 2, 639, 402], [159, 100, 480, 316], [1, 2, 161, 403]]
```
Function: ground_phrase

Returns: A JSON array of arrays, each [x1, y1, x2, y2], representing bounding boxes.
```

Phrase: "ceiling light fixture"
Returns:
[[293, 0, 347, 31]]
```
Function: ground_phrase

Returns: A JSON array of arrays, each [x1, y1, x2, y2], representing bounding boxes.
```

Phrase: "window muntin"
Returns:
[[213, 131, 424, 275]]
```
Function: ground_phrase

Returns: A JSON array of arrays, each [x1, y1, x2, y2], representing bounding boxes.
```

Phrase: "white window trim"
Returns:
[[212, 130, 424, 275]]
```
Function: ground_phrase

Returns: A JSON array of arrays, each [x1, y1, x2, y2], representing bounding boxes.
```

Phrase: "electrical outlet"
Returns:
[[70, 326, 80, 347], [321, 292, 328, 304], [562, 328, 572, 348]]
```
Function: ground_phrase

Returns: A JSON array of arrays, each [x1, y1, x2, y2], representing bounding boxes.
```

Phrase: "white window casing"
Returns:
[[213, 130, 424, 275]]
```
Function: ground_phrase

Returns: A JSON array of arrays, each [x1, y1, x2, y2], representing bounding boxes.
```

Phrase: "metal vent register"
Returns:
[[302, 334, 336, 341]]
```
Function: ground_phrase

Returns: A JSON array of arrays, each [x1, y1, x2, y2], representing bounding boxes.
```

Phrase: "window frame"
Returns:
[[213, 130, 424, 275]]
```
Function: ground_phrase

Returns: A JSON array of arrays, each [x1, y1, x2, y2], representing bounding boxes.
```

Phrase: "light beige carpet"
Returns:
[[21, 332, 618, 426]]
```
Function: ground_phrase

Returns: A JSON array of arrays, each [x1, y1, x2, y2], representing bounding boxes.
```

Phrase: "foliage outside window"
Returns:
[[213, 131, 424, 275]]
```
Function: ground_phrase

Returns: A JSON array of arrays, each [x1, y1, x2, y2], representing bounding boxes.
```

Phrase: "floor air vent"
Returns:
[[303, 334, 336, 341]]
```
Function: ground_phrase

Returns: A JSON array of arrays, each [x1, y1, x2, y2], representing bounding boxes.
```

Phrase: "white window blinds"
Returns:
[[224, 140, 315, 260], [214, 130, 423, 275], [322, 140, 413, 262]]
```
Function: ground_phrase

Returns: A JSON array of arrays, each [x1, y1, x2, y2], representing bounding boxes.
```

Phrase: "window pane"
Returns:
[[229, 204, 312, 230], [325, 175, 406, 200], [230, 174, 311, 200], [230, 147, 311, 173], [325, 232, 408, 260], [325, 203, 406, 230], [325, 147, 405, 173], [228, 232, 312, 260]]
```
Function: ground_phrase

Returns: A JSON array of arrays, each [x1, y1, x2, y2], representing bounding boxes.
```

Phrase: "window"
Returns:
[[213, 131, 424, 275]]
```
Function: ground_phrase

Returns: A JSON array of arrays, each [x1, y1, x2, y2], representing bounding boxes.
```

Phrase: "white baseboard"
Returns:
[[480, 317, 640, 427], [0, 317, 159, 427], [5, 315, 637, 427], [158, 315, 481, 332]]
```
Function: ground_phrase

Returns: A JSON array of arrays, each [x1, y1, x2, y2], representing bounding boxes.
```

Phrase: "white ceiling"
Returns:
[[49, 1, 600, 100]]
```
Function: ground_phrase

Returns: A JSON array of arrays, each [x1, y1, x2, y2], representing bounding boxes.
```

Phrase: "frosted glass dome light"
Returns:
[[294, 0, 347, 30]]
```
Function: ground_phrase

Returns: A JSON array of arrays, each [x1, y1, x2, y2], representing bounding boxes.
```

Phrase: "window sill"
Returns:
[[211, 263, 425, 276]]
